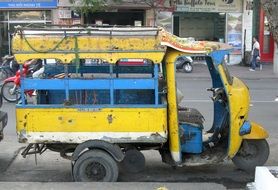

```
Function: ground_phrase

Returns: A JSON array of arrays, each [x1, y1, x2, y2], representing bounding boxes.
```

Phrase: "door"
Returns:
[[259, 9, 274, 63]]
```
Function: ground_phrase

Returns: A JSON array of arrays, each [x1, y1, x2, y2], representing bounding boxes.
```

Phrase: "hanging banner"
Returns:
[[0, 0, 57, 9], [227, 13, 243, 54], [177, 0, 243, 13]]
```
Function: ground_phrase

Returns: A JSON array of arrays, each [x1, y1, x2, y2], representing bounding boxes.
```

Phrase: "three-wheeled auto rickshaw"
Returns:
[[12, 26, 269, 182]]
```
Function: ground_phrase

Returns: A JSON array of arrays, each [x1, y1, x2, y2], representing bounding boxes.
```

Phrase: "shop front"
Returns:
[[175, 0, 245, 64], [0, 0, 57, 57], [84, 10, 145, 26]]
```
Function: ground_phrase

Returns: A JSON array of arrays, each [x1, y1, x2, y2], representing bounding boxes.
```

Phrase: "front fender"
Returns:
[[242, 122, 269, 139]]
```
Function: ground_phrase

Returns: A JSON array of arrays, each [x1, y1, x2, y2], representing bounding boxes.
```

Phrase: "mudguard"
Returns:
[[3, 76, 16, 83], [242, 122, 269, 139], [72, 140, 124, 162]]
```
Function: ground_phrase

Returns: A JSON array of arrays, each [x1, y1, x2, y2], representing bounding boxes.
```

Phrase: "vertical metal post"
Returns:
[[165, 50, 181, 164], [20, 65, 25, 106], [109, 65, 114, 105], [154, 64, 159, 105], [64, 64, 69, 101]]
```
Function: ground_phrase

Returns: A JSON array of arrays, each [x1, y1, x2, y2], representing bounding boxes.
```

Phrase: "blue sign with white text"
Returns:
[[0, 0, 57, 9]]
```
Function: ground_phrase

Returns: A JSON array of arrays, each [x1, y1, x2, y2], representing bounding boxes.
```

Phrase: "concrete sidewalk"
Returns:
[[177, 63, 278, 80]]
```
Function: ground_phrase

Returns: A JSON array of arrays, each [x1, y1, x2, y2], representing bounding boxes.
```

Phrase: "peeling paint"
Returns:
[[107, 114, 113, 124], [18, 132, 167, 144]]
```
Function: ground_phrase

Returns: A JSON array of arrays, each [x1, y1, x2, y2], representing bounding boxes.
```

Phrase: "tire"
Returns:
[[73, 149, 119, 182], [182, 62, 193, 73], [1, 81, 21, 102], [232, 139, 269, 172]]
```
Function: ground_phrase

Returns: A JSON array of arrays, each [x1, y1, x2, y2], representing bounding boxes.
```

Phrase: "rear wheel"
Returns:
[[182, 62, 193, 73], [73, 150, 119, 182], [232, 139, 269, 172], [1, 81, 21, 102]]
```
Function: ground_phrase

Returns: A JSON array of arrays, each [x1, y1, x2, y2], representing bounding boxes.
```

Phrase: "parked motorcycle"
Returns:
[[175, 55, 194, 73], [1, 59, 42, 102]]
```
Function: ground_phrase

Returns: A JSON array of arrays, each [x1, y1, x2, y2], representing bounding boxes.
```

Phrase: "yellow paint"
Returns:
[[218, 65, 251, 158], [242, 122, 269, 139], [164, 49, 181, 163], [12, 34, 165, 64], [16, 107, 167, 133]]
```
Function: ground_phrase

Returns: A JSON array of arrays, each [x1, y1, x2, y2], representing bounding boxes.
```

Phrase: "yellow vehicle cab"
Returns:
[[12, 26, 269, 182]]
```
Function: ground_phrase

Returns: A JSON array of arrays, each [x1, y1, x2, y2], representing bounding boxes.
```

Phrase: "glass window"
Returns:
[[9, 11, 45, 21], [0, 22, 9, 57], [0, 11, 8, 21], [45, 11, 52, 21]]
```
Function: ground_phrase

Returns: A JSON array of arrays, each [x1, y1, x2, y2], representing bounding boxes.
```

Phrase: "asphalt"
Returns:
[[177, 62, 278, 80], [0, 182, 226, 190]]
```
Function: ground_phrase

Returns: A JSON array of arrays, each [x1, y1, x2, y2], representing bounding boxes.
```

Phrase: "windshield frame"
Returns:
[[221, 59, 233, 85]]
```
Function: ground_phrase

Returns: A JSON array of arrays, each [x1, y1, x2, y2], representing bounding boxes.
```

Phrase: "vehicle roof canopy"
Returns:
[[12, 26, 231, 64]]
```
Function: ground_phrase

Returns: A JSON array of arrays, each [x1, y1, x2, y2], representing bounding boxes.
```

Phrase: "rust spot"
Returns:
[[107, 114, 113, 124]]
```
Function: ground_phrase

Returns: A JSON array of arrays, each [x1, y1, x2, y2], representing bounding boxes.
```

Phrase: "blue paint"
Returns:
[[205, 56, 226, 133], [0, 0, 57, 8], [109, 65, 114, 105], [20, 65, 26, 106], [209, 50, 231, 65], [20, 63, 164, 107], [22, 78, 155, 90], [240, 121, 252, 136], [154, 64, 159, 105], [180, 123, 203, 154], [113, 79, 154, 89], [16, 104, 167, 109], [44, 65, 154, 76]]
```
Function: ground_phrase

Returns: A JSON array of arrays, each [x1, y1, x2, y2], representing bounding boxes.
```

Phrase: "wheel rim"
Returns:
[[85, 161, 107, 181], [183, 63, 192, 72]]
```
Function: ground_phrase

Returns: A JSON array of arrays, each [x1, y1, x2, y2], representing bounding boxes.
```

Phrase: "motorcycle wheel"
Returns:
[[1, 81, 21, 102], [182, 62, 193, 73]]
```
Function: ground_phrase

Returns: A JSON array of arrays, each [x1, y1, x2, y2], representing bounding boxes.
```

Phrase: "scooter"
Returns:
[[175, 55, 194, 73], [1, 59, 42, 102]]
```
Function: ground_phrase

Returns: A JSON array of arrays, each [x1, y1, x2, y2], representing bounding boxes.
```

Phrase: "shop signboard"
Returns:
[[58, 9, 72, 19], [227, 13, 242, 54], [0, 0, 57, 9], [177, 0, 243, 13]]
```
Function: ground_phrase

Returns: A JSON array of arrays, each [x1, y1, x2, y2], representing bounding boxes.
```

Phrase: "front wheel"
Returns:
[[232, 139, 269, 172], [182, 62, 193, 73], [73, 150, 119, 182], [1, 81, 21, 102]]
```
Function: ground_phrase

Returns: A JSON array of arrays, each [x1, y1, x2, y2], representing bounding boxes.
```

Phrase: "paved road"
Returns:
[[0, 74, 277, 189]]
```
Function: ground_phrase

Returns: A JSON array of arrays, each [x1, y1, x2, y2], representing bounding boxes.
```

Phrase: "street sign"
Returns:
[[0, 0, 57, 9]]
